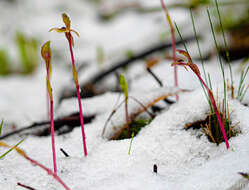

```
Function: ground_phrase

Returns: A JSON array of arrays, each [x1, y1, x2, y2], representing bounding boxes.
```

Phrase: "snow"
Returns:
[[0, 0, 248, 190]]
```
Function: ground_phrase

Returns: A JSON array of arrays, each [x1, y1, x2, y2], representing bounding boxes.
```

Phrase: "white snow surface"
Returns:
[[0, 0, 249, 190]]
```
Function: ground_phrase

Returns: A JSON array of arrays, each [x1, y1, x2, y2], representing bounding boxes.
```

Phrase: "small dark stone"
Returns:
[[153, 164, 157, 174]]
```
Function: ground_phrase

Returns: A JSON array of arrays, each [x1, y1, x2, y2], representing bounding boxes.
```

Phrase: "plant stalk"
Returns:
[[66, 33, 87, 156]]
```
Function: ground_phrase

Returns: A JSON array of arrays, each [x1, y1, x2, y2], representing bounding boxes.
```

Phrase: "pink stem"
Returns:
[[67, 34, 87, 156], [50, 100, 57, 174], [24, 155, 70, 190], [197, 75, 229, 149]]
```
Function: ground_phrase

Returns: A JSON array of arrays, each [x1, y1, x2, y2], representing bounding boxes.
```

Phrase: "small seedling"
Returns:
[[41, 41, 57, 174], [128, 132, 134, 155], [172, 49, 229, 149], [50, 13, 87, 157], [119, 74, 130, 136]]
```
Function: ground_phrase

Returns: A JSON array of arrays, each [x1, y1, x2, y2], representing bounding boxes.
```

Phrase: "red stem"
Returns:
[[67, 33, 87, 156], [197, 75, 229, 149], [24, 155, 70, 190], [50, 100, 57, 174]]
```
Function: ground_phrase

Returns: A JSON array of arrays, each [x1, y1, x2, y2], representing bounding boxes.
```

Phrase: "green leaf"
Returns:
[[0, 138, 25, 159], [119, 74, 128, 99], [0, 120, 3, 136]]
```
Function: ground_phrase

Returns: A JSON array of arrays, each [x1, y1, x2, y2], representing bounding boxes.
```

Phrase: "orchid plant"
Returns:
[[50, 13, 87, 156], [41, 41, 57, 174], [172, 49, 229, 149]]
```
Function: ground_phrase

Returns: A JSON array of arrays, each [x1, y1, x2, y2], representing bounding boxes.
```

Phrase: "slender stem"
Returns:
[[160, 0, 178, 101], [125, 97, 130, 137], [128, 132, 134, 155], [24, 155, 70, 190], [50, 100, 57, 174], [67, 33, 87, 156]]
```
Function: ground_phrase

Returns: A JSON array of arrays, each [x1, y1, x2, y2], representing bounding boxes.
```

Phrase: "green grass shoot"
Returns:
[[0, 138, 25, 159], [214, 0, 234, 98], [128, 132, 134, 155], [207, 8, 227, 119], [174, 21, 212, 112], [237, 65, 249, 101], [0, 120, 3, 136]]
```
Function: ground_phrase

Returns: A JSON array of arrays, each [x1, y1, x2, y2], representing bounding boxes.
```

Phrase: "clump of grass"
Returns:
[[186, 100, 239, 145], [41, 41, 57, 174], [172, 49, 229, 149], [50, 13, 87, 156]]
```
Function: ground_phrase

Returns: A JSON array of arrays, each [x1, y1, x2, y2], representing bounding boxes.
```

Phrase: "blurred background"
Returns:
[[0, 0, 248, 128]]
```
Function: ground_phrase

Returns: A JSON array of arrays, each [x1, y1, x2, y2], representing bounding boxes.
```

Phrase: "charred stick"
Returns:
[[0, 113, 95, 140]]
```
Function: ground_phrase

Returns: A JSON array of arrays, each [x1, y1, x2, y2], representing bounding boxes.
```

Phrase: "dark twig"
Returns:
[[60, 148, 70, 157], [0, 113, 95, 140], [146, 68, 175, 104], [17, 182, 36, 190]]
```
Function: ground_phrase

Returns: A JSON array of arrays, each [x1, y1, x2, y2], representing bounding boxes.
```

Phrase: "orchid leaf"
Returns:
[[119, 74, 128, 99], [49, 27, 67, 33], [70, 29, 80, 37]]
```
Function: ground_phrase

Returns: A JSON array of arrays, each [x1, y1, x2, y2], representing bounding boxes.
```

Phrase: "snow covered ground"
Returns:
[[0, 0, 248, 189]]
